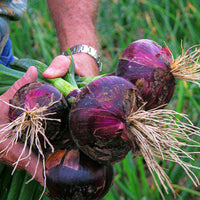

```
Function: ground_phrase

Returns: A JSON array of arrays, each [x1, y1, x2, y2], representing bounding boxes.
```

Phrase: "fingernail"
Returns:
[[44, 68, 55, 75]]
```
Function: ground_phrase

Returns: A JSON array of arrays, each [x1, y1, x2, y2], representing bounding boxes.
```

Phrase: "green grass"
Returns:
[[1, 0, 199, 199]]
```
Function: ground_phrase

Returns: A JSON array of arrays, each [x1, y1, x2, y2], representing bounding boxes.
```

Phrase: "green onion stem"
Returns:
[[76, 74, 105, 88], [49, 78, 78, 96], [2, 58, 79, 96]]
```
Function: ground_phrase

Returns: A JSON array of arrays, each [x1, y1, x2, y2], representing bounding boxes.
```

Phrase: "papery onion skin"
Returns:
[[8, 82, 69, 150], [69, 76, 143, 165], [45, 144, 114, 200], [116, 39, 176, 110]]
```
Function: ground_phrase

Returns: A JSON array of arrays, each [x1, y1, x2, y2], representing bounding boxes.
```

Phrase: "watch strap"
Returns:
[[62, 44, 102, 72]]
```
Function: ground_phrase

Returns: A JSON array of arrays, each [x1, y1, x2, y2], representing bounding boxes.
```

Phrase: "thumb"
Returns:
[[43, 55, 70, 79], [3, 66, 38, 100]]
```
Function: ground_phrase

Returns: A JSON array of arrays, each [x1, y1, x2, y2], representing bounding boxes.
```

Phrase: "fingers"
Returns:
[[43, 55, 70, 79], [3, 66, 38, 100], [43, 54, 99, 78], [0, 139, 44, 185]]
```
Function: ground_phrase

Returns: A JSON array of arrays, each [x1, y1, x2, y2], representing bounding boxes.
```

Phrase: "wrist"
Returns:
[[62, 44, 102, 72], [73, 53, 99, 76]]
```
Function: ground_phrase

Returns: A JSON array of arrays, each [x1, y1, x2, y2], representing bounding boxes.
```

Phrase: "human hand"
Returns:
[[43, 53, 99, 79], [0, 66, 44, 185]]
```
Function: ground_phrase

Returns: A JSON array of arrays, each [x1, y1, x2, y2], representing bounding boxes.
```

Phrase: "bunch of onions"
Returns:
[[0, 52, 200, 199], [45, 142, 113, 200], [69, 75, 200, 198], [116, 39, 200, 110], [0, 81, 71, 198]]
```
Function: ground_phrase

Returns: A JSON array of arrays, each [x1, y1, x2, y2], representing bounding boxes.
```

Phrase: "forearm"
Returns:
[[47, 0, 99, 52]]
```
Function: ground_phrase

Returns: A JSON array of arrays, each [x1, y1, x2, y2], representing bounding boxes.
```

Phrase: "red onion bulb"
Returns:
[[45, 144, 114, 200], [116, 39, 176, 110], [0, 82, 70, 186], [69, 76, 200, 198], [8, 82, 69, 149], [69, 76, 143, 165]]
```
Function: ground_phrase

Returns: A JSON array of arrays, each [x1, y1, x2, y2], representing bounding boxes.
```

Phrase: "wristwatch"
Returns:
[[62, 44, 102, 72]]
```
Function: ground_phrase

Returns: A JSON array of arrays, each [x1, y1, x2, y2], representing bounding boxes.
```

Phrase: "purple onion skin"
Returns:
[[9, 82, 70, 150], [69, 76, 142, 165], [45, 145, 114, 200], [116, 39, 176, 110], [65, 88, 81, 107]]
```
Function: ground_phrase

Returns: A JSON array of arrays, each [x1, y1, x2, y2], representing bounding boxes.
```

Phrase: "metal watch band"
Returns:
[[62, 44, 102, 72]]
